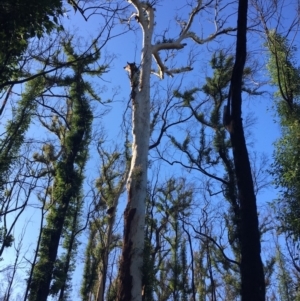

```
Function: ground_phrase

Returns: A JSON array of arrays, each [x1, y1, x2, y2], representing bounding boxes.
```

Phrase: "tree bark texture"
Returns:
[[117, 2, 153, 300], [228, 0, 265, 300]]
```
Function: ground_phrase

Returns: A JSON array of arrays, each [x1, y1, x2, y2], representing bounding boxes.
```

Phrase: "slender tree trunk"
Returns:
[[96, 219, 113, 301], [96, 171, 128, 301], [117, 3, 153, 300], [228, 0, 265, 300], [58, 195, 82, 301], [24, 196, 47, 301]]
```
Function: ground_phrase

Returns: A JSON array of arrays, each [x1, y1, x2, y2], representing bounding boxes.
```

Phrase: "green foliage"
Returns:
[[106, 278, 118, 301], [266, 32, 300, 239], [193, 250, 207, 301], [202, 51, 233, 103], [0, 0, 64, 85], [29, 43, 106, 301], [0, 77, 45, 256], [266, 31, 300, 109], [276, 249, 296, 301], [143, 178, 193, 300], [0, 227, 14, 249], [80, 223, 101, 300], [81, 144, 127, 300], [142, 238, 155, 300], [168, 237, 191, 301], [0, 77, 43, 184]]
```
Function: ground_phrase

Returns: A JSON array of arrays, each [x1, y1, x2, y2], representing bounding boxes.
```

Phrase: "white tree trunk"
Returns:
[[117, 2, 153, 301], [117, 1, 229, 299]]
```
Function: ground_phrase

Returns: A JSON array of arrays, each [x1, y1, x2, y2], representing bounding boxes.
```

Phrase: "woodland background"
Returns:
[[0, 0, 300, 300]]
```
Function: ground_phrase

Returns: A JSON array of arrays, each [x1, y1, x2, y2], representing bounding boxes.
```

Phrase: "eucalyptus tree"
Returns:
[[27, 42, 107, 301], [168, 51, 250, 299], [265, 31, 300, 241], [0, 76, 44, 258], [261, 20, 300, 299], [143, 177, 193, 301], [0, 0, 64, 89], [223, 0, 265, 298], [251, 0, 300, 294], [81, 142, 129, 301], [117, 1, 235, 299]]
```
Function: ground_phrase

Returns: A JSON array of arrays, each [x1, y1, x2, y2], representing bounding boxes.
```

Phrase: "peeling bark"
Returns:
[[117, 207, 137, 300]]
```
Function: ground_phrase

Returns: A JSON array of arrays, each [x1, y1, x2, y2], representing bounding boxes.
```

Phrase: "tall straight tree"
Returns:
[[224, 0, 265, 299], [262, 26, 300, 295], [28, 43, 106, 301], [264, 31, 300, 239], [116, 1, 235, 299], [80, 144, 129, 301], [166, 50, 267, 299]]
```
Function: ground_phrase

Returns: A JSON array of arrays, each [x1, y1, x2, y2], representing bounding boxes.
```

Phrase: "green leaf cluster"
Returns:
[[266, 32, 300, 239], [29, 43, 106, 301], [0, 0, 64, 85]]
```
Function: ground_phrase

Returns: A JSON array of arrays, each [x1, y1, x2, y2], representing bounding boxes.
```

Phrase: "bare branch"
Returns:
[[185, 220, 240, 266], [149, 0, 236, 79], [180, 0, 205, 37]]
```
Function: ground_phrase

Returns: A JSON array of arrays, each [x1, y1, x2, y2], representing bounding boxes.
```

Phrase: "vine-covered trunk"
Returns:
[[228, 0, 265, 300], [96, 218, 114, 301], [28, 53, 95, 301]]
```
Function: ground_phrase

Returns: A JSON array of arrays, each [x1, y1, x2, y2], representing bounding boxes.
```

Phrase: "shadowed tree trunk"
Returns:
[[225, 0, 265, 299]]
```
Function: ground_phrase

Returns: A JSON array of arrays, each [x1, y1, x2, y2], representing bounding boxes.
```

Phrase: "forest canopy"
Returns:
[[0, 0, 300, 300]]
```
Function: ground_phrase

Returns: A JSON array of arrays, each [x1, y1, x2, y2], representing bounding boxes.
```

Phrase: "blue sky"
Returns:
[[1, 0, 295, 298]]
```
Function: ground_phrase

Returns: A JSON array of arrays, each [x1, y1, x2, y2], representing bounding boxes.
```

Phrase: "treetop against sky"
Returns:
[[1, 0, 300, 300]]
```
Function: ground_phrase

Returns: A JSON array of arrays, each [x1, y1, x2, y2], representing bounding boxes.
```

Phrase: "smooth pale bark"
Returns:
[[117, 2, 153, 300], [117, 1, 234, 300]]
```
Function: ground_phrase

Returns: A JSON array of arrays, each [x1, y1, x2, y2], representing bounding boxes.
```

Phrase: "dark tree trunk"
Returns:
[[29, 63, 93, 301], [228, 0, 265, 300]]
